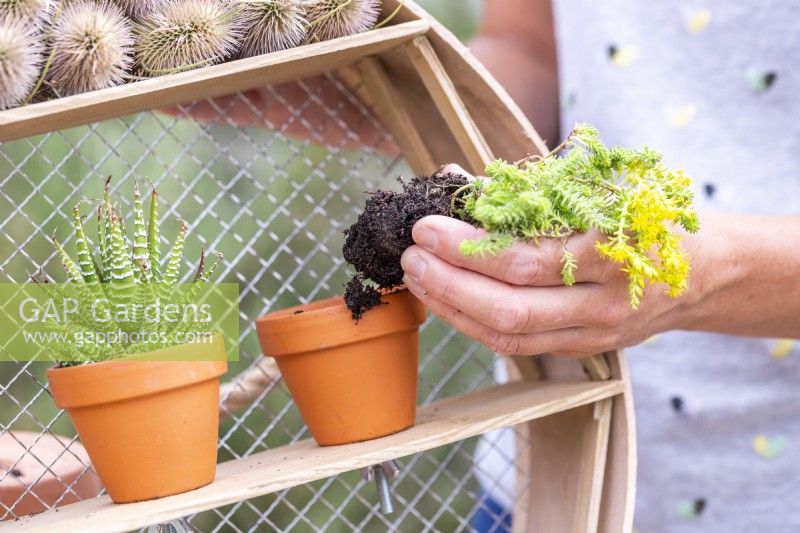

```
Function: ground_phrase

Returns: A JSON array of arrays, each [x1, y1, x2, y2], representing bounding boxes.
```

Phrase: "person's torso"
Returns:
[[476, 3, 800, 532], [553, 1, 800, 530]]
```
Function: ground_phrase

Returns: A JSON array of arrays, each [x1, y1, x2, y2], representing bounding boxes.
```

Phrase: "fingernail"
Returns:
[[401, 253, 427, 281], [414, 226, 438, 251]]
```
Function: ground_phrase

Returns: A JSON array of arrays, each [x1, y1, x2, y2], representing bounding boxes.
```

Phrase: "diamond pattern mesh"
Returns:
[[0, 72, 530, 531]]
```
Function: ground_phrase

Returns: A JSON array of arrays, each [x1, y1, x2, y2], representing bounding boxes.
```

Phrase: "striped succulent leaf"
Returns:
[[52, 236, 85, 284], [72, 204, 101, 284], [163, 220, 188, 286], [114, 202, 126, 233], [100, 183, 116, 273], [106, 212, 135, 301], [147, 185, 161, 280], [132, 181, 152, 282], [186, 250, 223, 304], [102, 207, 116, 279], [196, 250, 222, 283], [161, 250, 223, 339], [30, 270, 67, 306], [96, 205, 107, 280], [184, 249, 222, 301], [32, 267, 109, 333]]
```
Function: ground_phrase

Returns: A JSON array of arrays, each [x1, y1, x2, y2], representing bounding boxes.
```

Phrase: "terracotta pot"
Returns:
[[0, 431, 102, 520], [47, 340, 227, 503], [256, 289, 426, 446]]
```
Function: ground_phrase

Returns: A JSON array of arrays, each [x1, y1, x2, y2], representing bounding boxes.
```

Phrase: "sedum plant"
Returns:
[[343, 124, 700, 318], [455, 124, 700, 308], [34, 177, 222, 365]]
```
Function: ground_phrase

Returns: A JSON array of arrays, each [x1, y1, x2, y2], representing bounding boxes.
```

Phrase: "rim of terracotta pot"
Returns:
[[256, 289, 426, 357], [47, 336, 228, 409]]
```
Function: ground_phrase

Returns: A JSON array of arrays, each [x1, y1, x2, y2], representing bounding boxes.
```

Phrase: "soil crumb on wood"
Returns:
[[342, 172, 469, 318]]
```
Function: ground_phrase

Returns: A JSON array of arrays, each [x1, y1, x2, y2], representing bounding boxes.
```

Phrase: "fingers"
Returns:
[[401, 246, 601, 333], [411, 216, 609, 286], [437, 163, 474, 180], [404, 278, 592, 356]]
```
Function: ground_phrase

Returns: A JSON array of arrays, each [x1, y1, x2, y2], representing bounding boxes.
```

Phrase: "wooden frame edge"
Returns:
[[0, 20, 430, 142]]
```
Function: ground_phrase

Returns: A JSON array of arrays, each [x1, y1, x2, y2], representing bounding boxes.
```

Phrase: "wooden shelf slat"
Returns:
[[0, 20, 430, 142], [7, 379, 624, 533], [403, 36, 494, 174]]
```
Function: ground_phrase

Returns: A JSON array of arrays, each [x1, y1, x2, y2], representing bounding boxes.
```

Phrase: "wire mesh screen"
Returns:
[[0, 72, 528, 531]]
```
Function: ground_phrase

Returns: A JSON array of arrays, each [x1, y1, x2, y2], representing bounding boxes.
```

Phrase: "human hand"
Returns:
[[399, 167, 708, 357]]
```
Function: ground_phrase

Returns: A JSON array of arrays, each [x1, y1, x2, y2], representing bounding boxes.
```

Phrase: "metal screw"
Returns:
[[147, 517, 194, 533], [363, 460, 399, 515]]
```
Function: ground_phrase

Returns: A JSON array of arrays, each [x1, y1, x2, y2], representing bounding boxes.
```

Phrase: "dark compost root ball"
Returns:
[[344, 275, 382, 321], [342, 172, 469, 318]]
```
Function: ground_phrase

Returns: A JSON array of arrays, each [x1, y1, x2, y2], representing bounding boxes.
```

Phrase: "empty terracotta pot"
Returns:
[[47, 339, 227, 503], [1, 431, 102, 520], [256, 289, 426, 446]]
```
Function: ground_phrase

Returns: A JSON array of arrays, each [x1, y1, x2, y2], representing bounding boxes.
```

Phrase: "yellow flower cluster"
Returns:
[[456, 124, 700, 308]]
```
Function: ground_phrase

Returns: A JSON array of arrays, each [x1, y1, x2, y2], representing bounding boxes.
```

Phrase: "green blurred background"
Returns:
[[0, 2, 504, 531]]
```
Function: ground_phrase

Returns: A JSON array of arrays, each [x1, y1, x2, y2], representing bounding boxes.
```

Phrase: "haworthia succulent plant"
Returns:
[[35, 177, 223, 365]]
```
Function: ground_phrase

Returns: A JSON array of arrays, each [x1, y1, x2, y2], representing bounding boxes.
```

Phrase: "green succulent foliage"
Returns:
[[38, 178, 222, 365], [455, 123, 700, 308]]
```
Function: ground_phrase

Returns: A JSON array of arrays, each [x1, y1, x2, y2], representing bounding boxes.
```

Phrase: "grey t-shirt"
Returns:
[[476, 1, 800, 530]]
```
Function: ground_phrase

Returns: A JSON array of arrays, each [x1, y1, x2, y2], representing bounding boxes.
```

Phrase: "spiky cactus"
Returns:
[[39, 177, 223, 365], [0, 17, 42, 109], [306, 0, 379, 42], [110, 0, 168, 19], [0, 0, 54, 24], [135, 0, 242, 75], [236, 0, 309, 57], [46, 0, 134, 96]]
